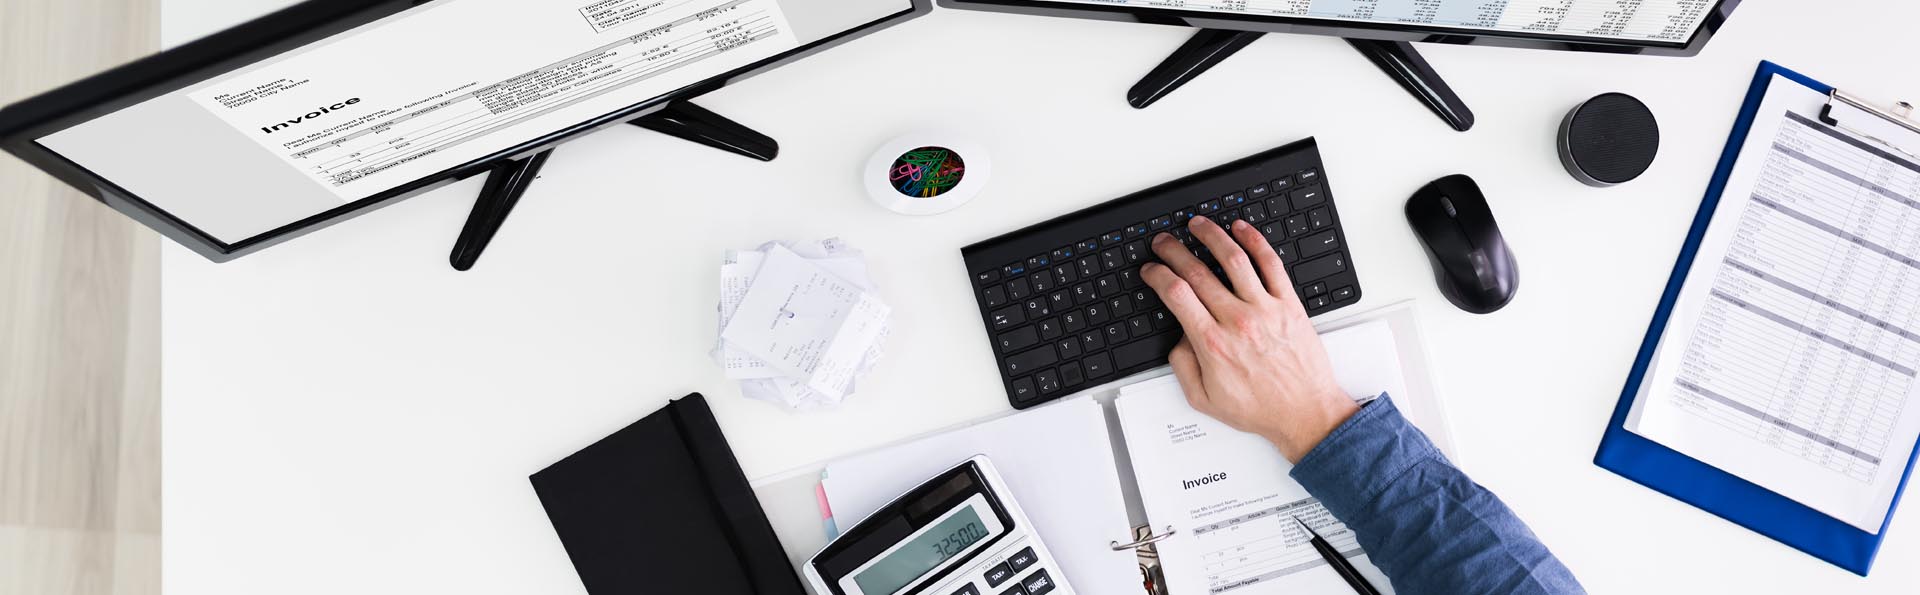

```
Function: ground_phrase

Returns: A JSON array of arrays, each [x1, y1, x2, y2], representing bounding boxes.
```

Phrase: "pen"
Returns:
[[1295, 516, 1381, 595]]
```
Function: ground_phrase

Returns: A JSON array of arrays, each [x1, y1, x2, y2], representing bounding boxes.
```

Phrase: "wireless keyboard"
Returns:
[[962, 138, 1361, 409]]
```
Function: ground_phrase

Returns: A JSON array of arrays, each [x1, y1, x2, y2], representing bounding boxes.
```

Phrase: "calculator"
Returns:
[[805, 456, 1073, 595]]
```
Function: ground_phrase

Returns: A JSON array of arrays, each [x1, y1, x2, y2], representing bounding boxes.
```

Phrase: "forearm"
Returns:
[[1289, 396, 1584, 595]]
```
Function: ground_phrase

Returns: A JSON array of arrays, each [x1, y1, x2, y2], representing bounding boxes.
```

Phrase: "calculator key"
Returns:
[[1036, 369, 1061, 394], [976, 269, 1000, 285], [1293, 254, 1348, 283], [998, 327, 1039, 352], [998, 587, 1025, 595], [1083, 352, 1113, 378], [1036, 318, 1063, 340], [1030, 271, 1053, 292], [984, 286, 1007, 307], [1290, 186, 1326, 210], [953, 585, 981, 595], [1008, 547, 1039, 572], [1308, 207, 1333, 229], [990, 305, 1025, 329], [1021, 569, 1057, 595], [1127, 315, 1152, 338], [1298, 229, 1341, 258], [984, 561, 1016, 587], [1056, 338, 1081, 359], [1059, 361, 1084, 387], [1006, 277, 1031, 300], [1332, 286, 1357, 302], [1010, 378, 1037, 403], [1102, 230, 1126, 246], [1006, 347, 1057, 375]]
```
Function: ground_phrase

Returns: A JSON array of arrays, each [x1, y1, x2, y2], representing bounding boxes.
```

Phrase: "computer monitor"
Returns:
[[0, 0, 929, 263], [940, 0, 1741, 129]]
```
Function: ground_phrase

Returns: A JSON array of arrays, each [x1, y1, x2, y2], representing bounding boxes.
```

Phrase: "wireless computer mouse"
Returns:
[[1406, 174, 1517, 314]]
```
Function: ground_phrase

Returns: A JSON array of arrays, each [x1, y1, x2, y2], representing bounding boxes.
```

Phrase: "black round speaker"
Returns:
[[1558, 93, 1659, 187]]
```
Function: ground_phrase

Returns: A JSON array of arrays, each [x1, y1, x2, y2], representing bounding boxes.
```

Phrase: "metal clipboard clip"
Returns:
[[1819, 89, 1920, 162]]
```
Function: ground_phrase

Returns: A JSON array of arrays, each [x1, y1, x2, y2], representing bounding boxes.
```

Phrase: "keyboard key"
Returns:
[[1213, 209, 1238, 227], [1244, 202, 1268, 222], [1197, 199, 1221, 214], [1048, 290, 1072, 312], [1059, 361, 1084, 387], [1108, 295, 1134, 317], [1127, 315, 1152, 338], [1028, 255, 1050, 270], [1085, 302, 1109, 324], [1036, 318, 1063, 340], [1297, 167, 1321, 185], [1056, 338, 1081, 359], [1061, 310, 1086, 331], [1149, 214, 1174, 230], [1024, 297, 1050, 318], [997, 326, 1039, 352], [976, 269, 1000, 285], [1071, 282, 1098, 305], [1132, 289, 1159, 309], [1272, 176, 1294, 191], [1102, 230, 1126, 246], [1298, 229, 1340, 258], [1172, 208, 1193, 222], [1302, 282, 1327, 297], [1308, 207, 1333, 229], [1285, 215, 1310, 236], [1022, 569, 1057, 595], [1125, 223, 1150, 238], [1249, 183, 1271, 200], [1030, 271, 1053, 292], [1258, 221, 1285, 242], [1083, 352, 1114, 378], [1095, 275, 1120, 296], [1307, 295, 1331, 310], [1034, 368, 1060, 394], [1124, 240, 1149, 264], [984, 286, 1007, 307], [1076, 255, 1099, 278], [1101, 248, 1124, 270], [1052, 264, 1077, 285], [1006, 348, 1057, 375], [1222, 192, 1248, 207], [1290, 186, 1326, 210], [1051, 247, 1074, 262], [1332, 286, 1357, 302], [1010, 377, 1037, 403], [1265, 197, 1286, 218], [1077, 238, 1101, 253], [1007, 277, 1031, 300], [1273, 240, 1297, 263], [1009, 547, 1039, 572], [1293, 254, 1348, 283], [1117, 268, 1144, 289], [1103, 322, 1127, 342], [1078, 330, 1105, 352], [1113, 333, 1181, 369], [1151, 309, 1176, 330], [990, 305, 1025, 329], [1003, 263, 1026, 278]]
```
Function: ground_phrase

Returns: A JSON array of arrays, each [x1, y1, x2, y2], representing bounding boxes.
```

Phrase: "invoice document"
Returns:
[[1628, 75, 1920, 533], [188, 0, 798, 200]]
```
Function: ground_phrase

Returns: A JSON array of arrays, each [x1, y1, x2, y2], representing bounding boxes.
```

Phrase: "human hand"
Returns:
[[1139, 217, 1358, 463]]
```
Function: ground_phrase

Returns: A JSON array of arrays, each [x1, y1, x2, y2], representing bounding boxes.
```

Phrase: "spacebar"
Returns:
[[1112, 332, 1182, 370]]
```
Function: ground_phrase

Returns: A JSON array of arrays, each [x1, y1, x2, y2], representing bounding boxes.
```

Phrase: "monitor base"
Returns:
[[448, 101, 778, 271], [1127, 30, 1475, 132]]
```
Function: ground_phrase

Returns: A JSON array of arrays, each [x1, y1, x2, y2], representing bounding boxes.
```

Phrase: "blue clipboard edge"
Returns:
[[1592, 60, 1920, 577]]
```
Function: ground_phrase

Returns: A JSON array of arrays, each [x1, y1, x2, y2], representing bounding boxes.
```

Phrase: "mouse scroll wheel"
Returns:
[[1440, 196, 1459, 218]]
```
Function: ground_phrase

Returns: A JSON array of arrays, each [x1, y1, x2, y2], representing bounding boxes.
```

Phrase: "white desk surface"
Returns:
[[160, 1, 1918, 593]]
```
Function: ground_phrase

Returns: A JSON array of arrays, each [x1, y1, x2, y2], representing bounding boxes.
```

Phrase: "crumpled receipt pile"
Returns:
[[714, 239, 891, 410]]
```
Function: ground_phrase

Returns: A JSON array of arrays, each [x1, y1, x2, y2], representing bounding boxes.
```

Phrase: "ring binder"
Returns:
[[1110, 526, 1177, 551], [1819, 88, 1920, 161]]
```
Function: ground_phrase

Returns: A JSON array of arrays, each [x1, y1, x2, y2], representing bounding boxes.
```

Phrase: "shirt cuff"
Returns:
[[1289, 394, 1446, 515]]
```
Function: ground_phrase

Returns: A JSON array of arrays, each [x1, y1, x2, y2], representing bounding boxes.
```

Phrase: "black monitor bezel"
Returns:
[[938, 0, 1740, 57], [0, 0, 932, 262]]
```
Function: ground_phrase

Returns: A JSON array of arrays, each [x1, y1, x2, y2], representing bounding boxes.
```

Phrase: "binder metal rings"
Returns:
[[1111, 526, 1178, 551]]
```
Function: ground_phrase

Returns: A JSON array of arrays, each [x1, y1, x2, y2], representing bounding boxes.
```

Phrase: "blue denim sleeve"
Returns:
[[1289, 395, 1584, 595]]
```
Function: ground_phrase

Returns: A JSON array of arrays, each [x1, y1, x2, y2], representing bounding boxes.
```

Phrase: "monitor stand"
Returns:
[[1127, 30, 1475, 132], [448, 101, 777, 271]]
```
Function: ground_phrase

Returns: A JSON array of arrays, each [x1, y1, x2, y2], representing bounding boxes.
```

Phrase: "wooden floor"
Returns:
[[0, 0, 162, 593]]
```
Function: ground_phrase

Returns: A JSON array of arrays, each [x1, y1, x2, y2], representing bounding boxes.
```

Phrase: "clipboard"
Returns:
[[1595, 61, 1920, 576]]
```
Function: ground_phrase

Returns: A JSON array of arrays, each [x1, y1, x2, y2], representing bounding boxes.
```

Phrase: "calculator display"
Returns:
[[852, 499, 998, 594]]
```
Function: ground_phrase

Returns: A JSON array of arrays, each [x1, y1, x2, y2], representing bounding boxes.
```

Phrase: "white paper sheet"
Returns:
[[1114, 320, 1416, 595], [722, 245, 891, 399], [1627, 75, 1920, 533]]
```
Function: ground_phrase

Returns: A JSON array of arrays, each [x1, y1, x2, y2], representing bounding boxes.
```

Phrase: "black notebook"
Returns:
[[530, 393, 804, 595]]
